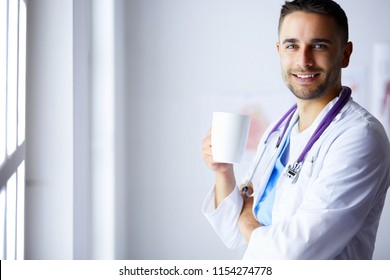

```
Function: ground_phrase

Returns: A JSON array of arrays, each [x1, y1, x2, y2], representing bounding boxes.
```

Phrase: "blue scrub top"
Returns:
[[254, 131, 291, 226]]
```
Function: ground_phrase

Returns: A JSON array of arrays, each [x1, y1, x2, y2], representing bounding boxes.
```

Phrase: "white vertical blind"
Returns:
[[6, 173, 17, 260], [6, 0, 18, 156], [16, 162, 24, 259], [18, 1, 26, 146], [0, 186, 5, 259], [90, 0, 116, 259], [0, 0, 7, 165], [0, 0, 26, 260]]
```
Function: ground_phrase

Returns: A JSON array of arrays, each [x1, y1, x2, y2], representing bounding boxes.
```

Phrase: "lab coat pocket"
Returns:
[[272, 157, 316, 222], [301, 155, 316, 180], [273, 175, 299, 222]]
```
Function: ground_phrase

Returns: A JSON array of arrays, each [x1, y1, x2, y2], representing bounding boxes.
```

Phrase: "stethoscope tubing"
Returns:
[[241, 87, 352, 198]]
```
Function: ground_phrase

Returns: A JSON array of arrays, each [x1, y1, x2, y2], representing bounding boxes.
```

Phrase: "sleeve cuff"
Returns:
[[202, 184, 243, 216]]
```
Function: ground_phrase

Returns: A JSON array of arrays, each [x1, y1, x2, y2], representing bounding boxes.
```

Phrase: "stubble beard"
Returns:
[[283, 67, 341, 101]]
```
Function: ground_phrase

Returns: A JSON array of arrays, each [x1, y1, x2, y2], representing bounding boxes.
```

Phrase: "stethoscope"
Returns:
[[241, 86, 352, 198]]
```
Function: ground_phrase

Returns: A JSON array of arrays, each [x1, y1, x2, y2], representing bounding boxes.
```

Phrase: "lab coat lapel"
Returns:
[[252, 112, 299, 205]]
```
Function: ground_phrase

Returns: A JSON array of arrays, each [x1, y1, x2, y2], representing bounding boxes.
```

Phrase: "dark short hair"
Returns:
[[278, 0, 349, 44]]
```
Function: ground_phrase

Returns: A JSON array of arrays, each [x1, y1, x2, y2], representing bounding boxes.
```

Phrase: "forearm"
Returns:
[[214, 167, 236, 208]]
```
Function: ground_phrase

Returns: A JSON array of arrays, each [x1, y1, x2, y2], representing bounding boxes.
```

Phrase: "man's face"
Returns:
[[277, 12, 351, 100]]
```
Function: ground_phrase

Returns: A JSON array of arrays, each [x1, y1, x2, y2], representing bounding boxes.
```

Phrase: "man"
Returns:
[[202, 0, 390, 259]]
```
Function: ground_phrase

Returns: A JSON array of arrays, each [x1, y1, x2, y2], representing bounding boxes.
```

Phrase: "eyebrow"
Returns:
[[282, 38, 333, 45]]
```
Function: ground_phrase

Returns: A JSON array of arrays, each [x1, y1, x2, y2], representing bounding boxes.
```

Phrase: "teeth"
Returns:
[[296, 74, 315, 78]]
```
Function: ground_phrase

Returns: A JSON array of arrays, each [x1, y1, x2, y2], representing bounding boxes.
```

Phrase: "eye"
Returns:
[[286, 44, 297, 50], [313, 43, 328, 49]]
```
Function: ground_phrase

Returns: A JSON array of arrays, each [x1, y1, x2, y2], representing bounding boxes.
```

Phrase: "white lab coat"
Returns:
[[203, 95, 390, 259]]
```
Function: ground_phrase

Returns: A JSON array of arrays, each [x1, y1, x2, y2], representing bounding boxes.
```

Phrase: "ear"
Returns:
[[341, 41, 353, 68], [276, 42, 281, 56]]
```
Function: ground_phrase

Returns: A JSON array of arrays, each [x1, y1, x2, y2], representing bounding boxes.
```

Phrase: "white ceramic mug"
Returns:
[[211, 112, 250, 164]]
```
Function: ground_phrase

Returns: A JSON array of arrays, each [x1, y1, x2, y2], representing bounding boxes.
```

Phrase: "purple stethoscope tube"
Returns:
[[241, 86, 352, 198]]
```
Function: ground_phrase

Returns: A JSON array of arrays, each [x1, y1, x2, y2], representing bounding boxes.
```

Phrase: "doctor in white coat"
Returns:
[[202, 0, 390, 259]]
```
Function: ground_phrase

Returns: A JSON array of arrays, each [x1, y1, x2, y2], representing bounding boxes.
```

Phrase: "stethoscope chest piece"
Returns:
[[285, 161, 303, 183]]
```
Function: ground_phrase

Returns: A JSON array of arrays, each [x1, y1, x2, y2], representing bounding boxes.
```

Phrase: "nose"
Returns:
[[297, 46, 314, 68]]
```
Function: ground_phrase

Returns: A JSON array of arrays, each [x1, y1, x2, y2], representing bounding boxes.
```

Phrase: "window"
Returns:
[[0, 0, 27, 260]]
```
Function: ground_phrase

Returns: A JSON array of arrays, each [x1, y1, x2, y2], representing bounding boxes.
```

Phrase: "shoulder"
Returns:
[[331, 100, 389, 146], [319, 100, 390, 174]]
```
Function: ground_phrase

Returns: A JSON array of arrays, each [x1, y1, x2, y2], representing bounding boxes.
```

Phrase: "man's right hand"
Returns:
[[201, 129, 236, 208], [201, 128, 233, 174]]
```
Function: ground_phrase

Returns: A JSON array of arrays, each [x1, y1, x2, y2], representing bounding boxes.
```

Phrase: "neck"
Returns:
[[296, 87, 341, 132]]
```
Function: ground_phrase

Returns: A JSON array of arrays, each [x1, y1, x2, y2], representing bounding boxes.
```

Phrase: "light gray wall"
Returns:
[[120, 0, 390, 259]]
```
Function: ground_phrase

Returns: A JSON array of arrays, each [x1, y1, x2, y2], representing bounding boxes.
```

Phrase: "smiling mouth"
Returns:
[[295, 74, 316, 78], [292, 73, 320, 81]]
